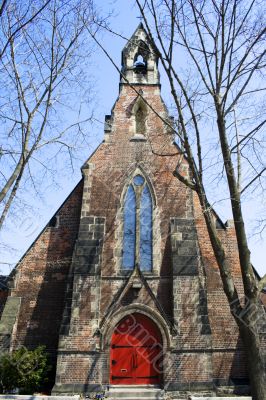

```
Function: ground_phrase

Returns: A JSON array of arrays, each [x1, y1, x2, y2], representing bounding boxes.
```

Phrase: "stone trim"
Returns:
[[73, 216, 105, 275], [120, 83, 161, 87], [99, 305, 172, 389], [170, 218, 200, 276], [171, 348, 244, 353], [115, 166, 161, 275], [52, 383, 103, 394], [100, 303, 172, 350], [99, 266, 175, 337], [0, 297, 21, 351]]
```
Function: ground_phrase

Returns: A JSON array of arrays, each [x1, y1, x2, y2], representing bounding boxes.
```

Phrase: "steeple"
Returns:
[[121, 23, 160, 86]]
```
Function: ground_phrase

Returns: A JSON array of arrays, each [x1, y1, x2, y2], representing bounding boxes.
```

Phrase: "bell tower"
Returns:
[[120, 23, 160, 86]]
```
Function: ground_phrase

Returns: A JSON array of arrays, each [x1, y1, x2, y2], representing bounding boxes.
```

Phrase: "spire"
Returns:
[[120, 24, 160, 86]]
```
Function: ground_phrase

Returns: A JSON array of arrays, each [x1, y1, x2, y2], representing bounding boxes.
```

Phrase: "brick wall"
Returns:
[[52, 83, 249, 393], [0, 81, 253, 395], [3, 182, 83, 366]]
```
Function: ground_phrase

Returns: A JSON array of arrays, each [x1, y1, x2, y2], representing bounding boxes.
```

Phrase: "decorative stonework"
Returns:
[[114, 166, 161, 275], [121, 23, 160, 86], [170, 218, 200, 276]]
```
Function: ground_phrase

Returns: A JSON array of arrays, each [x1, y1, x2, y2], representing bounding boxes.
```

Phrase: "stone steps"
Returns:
[[0, 397, 80, 400], [107, 385, 164, 399]]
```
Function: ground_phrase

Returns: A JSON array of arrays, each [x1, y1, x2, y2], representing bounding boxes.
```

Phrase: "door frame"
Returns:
[[110, 313, 163, 385], [101, 305, 171, 386]]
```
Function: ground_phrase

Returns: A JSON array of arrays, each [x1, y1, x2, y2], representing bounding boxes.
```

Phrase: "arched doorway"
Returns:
[[110, 313, 163, 385]]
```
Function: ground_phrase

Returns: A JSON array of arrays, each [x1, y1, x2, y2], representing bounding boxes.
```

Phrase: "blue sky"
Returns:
[[0, 0, 265, 278]]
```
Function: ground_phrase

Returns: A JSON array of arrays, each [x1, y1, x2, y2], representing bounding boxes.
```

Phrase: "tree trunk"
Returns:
[[197, 189, 266, 399], [236, 306, 266, 400]]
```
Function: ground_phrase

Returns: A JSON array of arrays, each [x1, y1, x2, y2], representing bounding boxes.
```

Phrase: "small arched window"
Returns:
[[122, 174, 153, 271], [135, 103, 147, 135]]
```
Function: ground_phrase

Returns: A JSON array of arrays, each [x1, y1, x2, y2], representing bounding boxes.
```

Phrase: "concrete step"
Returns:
[[107, 386, 164, 399], [0, 397, 80, 400]]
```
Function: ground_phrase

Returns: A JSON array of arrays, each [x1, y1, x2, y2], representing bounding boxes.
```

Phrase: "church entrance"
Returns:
[[110, 313, 163, 385]]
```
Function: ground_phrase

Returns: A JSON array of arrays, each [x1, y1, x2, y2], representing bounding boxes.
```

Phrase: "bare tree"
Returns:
[[0, 0, 52, 59], [0, 0, 100, 229], [132, 0, 266, 398]]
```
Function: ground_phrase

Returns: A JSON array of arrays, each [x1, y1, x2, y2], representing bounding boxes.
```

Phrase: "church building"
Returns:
[[0, 24, 251, 398]]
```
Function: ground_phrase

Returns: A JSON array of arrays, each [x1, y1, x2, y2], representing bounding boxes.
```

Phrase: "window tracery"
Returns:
[[122, 174, 153, 271]]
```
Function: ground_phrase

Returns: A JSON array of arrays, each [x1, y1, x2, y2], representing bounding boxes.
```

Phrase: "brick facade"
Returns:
[[0, 24, 254, 397]]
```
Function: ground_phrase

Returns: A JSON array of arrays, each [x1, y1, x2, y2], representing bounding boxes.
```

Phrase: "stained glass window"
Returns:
[[133, 175, 144, 186], [140, 185, 153, 271], [122, 176, 153, 271], [122, 185, 136, 269]]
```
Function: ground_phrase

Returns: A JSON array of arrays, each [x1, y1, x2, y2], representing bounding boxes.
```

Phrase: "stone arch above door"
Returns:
[[100, 303, 172, 351], [110, 312, 163, 385]]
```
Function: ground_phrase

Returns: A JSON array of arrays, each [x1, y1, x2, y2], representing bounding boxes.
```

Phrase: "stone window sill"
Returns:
[[130, 135, 147, 142]]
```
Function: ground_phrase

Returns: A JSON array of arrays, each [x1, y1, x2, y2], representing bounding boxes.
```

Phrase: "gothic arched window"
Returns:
[[122, 174, 153, 271], [122, 185, 136, 269], [135, 105, 146, 135]]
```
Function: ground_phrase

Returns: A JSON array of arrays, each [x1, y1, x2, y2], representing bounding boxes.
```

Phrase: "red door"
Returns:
[[110, 313, 163, 385]]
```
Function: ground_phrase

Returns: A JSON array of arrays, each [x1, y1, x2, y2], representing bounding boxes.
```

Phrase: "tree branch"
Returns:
[[0, 0, 52, 60], [241, 168, 266, 194]]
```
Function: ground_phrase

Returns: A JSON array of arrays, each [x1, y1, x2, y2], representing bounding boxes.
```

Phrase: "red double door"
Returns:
[[110, 313, 163, 385]]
